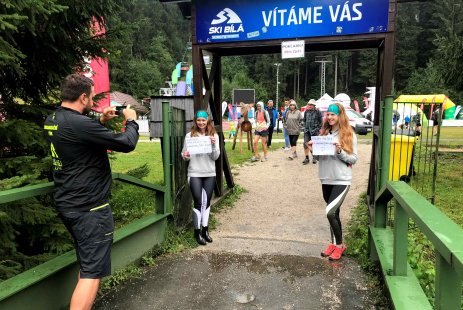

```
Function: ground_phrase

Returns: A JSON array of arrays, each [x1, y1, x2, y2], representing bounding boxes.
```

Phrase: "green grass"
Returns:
[[110, 142, 164, 184], [110, 137, 286, 180]]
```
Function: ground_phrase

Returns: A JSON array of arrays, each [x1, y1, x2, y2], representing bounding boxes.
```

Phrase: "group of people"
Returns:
[[44, 74, 358, 309], [250, 98, 324, 165]]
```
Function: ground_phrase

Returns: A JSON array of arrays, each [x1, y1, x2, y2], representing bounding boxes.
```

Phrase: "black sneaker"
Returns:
[[302, 158, 310, 165], [312, 159, 317, 164]]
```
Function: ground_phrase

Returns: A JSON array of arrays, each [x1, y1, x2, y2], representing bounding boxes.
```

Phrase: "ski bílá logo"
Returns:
[[209, 8, 244, 35]]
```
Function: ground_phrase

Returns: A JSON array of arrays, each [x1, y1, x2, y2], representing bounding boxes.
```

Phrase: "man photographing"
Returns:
[[44, 74, 139, 309]]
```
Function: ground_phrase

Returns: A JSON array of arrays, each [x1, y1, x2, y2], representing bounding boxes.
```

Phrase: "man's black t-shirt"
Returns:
[[44, 106, 139, 212]]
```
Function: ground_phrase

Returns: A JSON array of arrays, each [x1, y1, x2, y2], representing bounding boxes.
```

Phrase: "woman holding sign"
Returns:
[[182, 111, 220, 245], [308, 103, 358, 260]]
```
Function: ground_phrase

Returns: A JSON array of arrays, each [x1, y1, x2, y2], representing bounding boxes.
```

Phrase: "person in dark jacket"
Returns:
[[302, 99, 323, 165], [44, 74, 139, 310], [265, 99, 278, 148]]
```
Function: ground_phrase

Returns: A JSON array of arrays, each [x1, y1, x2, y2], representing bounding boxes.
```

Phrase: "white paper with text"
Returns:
[[185, 136, 212, 155], [312, 136, 336, 156]]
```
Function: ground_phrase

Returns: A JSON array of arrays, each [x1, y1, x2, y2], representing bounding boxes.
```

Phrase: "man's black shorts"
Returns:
[[60, 204, 114, 279]]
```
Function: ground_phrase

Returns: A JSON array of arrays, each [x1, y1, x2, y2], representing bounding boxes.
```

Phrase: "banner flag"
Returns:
[[353, 99, 360, 113], [83, 18, 110, 113]]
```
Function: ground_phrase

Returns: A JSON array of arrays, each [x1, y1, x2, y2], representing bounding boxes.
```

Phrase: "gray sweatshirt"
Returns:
[[317, 130, 358, 185], [182, 133, 220, 177]]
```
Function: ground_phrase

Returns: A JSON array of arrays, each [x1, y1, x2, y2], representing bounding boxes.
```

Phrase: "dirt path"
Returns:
[[195, 142, 372, 257]]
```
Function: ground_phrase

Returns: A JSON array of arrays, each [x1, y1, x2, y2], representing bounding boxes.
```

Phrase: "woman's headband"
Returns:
[[327, 104, 340, 115], [196, 111, 209, 120]]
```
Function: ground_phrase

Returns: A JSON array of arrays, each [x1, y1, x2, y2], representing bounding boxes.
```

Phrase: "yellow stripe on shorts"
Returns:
[[89, 203, 109, 212]]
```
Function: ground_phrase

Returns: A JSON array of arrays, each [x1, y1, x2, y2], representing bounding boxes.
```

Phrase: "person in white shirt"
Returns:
[[182, 111, 220, 245]]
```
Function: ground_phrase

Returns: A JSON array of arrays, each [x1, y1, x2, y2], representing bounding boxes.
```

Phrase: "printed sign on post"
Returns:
[[312, 136, 336, 156], [282, 40, 305, 59], [185, 136, 212, 155]]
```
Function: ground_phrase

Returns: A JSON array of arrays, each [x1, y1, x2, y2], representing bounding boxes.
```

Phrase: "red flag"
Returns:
[[353, 100, 360, 113], [363, 96, 369, 109], [83, 18, 110, 113]]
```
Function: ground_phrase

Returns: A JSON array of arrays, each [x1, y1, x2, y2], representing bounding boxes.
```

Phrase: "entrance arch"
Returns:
[[163, 0, 398, 203]]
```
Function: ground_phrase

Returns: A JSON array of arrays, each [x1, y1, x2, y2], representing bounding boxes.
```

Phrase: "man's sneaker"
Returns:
[[261, 157, 268, 162], [292, 152, 298, 158], [283, 147, 291, 151], [321, 244, 337, 257], [312, 158, 318, 164], [329, 245, 346, 260], [250, 156, 259, 162], [302, 158, 310, 165]]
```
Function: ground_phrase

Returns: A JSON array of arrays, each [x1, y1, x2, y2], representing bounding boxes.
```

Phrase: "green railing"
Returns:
[[372, 181, 463, 309], [0, 102, 174, 310], [371, 96, 463, 309]]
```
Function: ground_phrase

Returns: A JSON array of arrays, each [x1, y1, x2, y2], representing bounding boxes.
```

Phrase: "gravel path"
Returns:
[[195, 141, 372, 257]]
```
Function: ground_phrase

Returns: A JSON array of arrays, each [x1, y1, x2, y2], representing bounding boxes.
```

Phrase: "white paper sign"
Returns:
[[312, 136, 336, 156], [282, 40, 305, 59], [185, 136, 212, 155]]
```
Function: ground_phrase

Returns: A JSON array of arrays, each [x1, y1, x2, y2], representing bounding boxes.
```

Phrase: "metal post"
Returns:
[[380, 96, 393, 190], [374, 96, 393, 228], [162, 101, 172, 214], [334, 53, 338, 96]]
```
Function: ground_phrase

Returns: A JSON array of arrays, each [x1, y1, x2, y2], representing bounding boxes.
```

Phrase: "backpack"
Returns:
[[255, 110, 269, 124]]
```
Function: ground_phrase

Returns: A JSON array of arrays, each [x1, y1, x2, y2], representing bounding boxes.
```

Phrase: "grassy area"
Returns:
[[110, 137, 286, 181]]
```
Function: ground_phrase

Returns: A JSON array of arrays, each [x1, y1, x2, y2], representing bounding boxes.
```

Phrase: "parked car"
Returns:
[[317, 106, 373, 135], [345, 109, 373, 135]]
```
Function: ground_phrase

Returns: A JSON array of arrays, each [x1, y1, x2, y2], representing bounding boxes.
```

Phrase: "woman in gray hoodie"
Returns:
[[308, 103, 358, 260], [182, 111, 220, 245]]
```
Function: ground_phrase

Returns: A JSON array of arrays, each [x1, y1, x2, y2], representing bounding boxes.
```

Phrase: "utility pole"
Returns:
[[274, 63, 281, 107], [274, 63, 282, 132], [315, 55, 332, 97]]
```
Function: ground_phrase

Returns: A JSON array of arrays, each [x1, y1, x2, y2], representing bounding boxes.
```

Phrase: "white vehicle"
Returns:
[[345, 109, 373, 135]]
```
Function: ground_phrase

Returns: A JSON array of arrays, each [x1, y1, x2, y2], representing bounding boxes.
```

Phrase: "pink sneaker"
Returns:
[[329, 245, 346, 260], [321, 244, 336, 257]]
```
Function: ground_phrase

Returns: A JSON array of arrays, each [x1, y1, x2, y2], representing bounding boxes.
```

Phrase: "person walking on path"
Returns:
[[265, 99, 278, 148], [251, 101, 271, 162], [182, 111, 220, 245], [280, 98, 291, 150], [285, 99, 303, 160], [308, 103, 358, 260], [302, 99, 323, 165], [44, 74, 139, 310]]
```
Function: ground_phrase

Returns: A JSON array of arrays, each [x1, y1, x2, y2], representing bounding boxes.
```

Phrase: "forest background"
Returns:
[[0, 0, 462, 282]]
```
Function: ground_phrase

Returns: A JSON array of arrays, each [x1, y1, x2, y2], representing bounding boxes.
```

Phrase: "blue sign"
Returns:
[[195, 0, 389, 44]]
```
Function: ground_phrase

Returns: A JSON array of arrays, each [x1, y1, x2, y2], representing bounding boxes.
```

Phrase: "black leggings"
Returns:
[[322, 184, 350, 245], [289, 134, 299, 146], [189, 176, 215, 229]]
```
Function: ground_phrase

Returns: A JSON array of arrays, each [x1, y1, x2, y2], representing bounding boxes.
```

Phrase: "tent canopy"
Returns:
[[394, 94, 455, 107]]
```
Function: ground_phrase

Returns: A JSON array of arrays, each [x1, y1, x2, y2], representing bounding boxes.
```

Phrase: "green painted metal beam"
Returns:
[[0, 182, 54, 204], [387, 181, 463, 277], [435, 251, 462, 310], [112, 173, 166, 192], [369, 226, 432, 310], [393, 199, 408, 276]]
